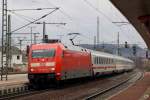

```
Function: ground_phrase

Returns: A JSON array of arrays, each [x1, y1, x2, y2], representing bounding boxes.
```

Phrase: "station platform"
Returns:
[[0, 74, 28, 87], [109, 72, 150, 100]]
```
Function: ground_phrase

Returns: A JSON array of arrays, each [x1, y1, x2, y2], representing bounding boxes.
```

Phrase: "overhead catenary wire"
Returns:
[[45, 0, 93, 34], [83, 0, 129, 30], [11, 8, 59, 33], [83, 0, 138, 45], [109, 1, 135, 43], [10, 11, 34, 23], [109, 1, 136, 43], [8, 11, 46, 36], [83, 0, 115, 24], [45, 0, 73, 20], [7, 8, 58, 11]]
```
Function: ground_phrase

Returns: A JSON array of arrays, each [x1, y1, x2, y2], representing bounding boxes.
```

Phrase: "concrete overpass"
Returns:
[[110, 0, 150, 48]]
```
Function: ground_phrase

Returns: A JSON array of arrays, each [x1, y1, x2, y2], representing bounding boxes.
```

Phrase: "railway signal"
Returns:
[[125, 41, 128, 48], [146, 50, 149, 59], [132, 45, 137, 56]]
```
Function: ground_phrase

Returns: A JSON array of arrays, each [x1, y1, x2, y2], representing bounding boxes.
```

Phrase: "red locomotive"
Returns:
[[27, 42, 134, 87]]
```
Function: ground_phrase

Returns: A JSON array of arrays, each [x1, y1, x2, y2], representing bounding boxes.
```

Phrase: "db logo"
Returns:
[[40, 63, 45, 66]]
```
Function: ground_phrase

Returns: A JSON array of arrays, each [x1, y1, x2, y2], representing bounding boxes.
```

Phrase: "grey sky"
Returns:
[[0, 0, 147, 48]]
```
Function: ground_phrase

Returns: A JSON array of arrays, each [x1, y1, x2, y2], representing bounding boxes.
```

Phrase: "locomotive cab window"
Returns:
[[32, 49, 55, 58]]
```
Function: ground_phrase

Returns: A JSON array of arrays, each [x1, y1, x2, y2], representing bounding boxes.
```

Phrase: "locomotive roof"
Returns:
[[31, 43, 65, 50], [31, 43, 133, 63]]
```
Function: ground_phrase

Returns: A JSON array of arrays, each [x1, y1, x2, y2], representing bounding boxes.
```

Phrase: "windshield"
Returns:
[[32, 49, 55, 58]]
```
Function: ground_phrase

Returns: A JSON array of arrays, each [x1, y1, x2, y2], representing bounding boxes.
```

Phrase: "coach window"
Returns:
[[96, 57, 97, 64], [99, 58, 100, 64], [17, 55, 20, 60], [97, 57, 99, 64], [106, 58, 108, 64], [99, 57, 100, 64], [102, 58, 104, 64], [99, 57, 101, 64], [104, 58, 106, 64], [95, 57, 97, 64], [94, 57, 96, 64], [103, 58, 105, 64], [100, 58, 102, 64]]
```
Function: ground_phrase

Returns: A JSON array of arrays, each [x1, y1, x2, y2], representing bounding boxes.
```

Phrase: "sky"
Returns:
[[0, 0, 147, 49]]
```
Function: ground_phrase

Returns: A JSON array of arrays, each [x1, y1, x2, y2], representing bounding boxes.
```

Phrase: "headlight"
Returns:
[[30, 68, 34, 72], [46, 62, 55, 66], [31, 63, 40, 67], [51, 68, 55, 71]]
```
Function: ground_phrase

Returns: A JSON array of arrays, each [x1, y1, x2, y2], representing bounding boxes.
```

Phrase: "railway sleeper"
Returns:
[[0, 85, 29, 98]]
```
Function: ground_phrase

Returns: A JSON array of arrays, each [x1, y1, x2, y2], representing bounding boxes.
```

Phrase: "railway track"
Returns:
[[83, 71, 143, 100], [0, 70, 142, 100]]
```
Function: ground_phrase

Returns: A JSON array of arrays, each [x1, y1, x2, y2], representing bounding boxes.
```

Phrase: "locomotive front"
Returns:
[[28, 43, 63, 85]]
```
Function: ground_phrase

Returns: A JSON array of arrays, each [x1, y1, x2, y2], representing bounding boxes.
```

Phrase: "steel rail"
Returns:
[[84, 72, 143, 100], [0, 71, 143, 100]]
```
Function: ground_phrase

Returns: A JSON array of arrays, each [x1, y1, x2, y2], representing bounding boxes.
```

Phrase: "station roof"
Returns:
[[110, 0, 150, 48]]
